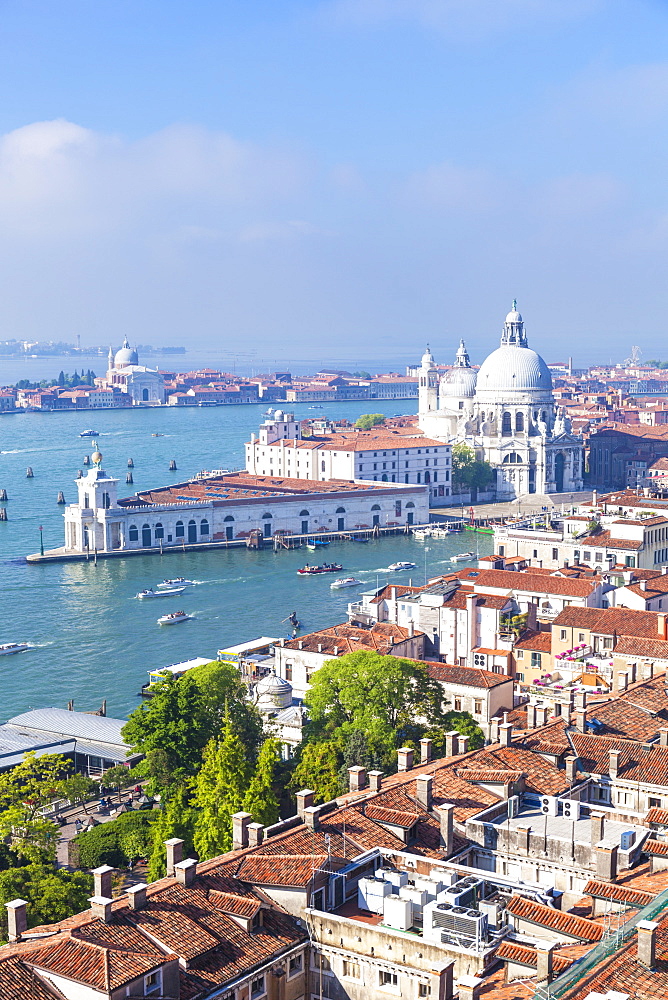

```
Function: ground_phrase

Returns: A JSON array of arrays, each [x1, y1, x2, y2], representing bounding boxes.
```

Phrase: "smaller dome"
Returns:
[[273, 410, 284, 421], [505, 298, 523, 325], [114, 337, 138, 367], [440, 367, 477, 399], [421, 345, 435, 368], [256, 670, 292, 712]]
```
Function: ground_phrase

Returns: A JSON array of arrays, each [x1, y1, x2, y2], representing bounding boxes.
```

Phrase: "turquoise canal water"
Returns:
[[0, 401, 492, 720]]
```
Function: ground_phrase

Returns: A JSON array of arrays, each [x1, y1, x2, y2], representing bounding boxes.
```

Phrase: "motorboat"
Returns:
[[309, 405, 324, 409], [450, 551, 475, 563], [430, 526, 456, 537], [0, 642, 31, 656], [305, 539, 330, 550], [388, 562, 416, 571], [412, 528, 432, 539], [152, 433, 164, 437], [157, 578, 196, 589], [297, 563, 343, 575], [157, 611, 192, 625], [79, 429, 98, 437], [137, 587, 185, 599], [330, 577, 363, 589]]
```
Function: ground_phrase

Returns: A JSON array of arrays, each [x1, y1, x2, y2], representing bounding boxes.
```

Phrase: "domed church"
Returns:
[[418, 303, 584, 498], [104, 338, 166, 405]]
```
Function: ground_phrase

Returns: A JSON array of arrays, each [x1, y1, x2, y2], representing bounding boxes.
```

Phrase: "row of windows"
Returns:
[[128, 519, 210, 542], [313, 953, 429, 995]]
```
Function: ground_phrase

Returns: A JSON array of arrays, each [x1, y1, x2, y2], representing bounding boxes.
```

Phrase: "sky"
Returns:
[[0, 0, 667, 368]]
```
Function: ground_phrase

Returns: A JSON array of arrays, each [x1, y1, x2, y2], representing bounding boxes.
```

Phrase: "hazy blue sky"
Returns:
[[0, 0, 667, 367]]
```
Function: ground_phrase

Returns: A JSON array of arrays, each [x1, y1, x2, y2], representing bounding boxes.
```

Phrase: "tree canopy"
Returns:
[[451, 443, 494, 495], [354, 413, 385, 430], [0, 753, 72, 864]]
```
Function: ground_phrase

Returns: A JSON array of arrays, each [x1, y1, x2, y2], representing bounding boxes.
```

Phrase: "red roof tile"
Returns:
[[506, 895, 603, 941]]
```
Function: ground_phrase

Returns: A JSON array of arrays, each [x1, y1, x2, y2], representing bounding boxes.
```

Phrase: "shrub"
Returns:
[[75, 810, 157, 869]]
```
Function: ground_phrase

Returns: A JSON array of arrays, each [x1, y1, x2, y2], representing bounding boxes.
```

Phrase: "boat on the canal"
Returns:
[[79, 429, 98, 437], [157, 610, 192, 625], [388, 561, 416, 571], [0, 642, 31, 656], [157, 578, 196, 589], [137, 587, 186, 599], [305, 538, 330, 550], [330, 577, 363, 589], [450, 551, 475, 563], [297, 563, 343, 575]]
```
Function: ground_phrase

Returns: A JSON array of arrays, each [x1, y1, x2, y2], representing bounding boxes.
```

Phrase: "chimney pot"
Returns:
[[535, 942, 555, 985], [595, 840, 618, 883], [174, 858, 198, 887], [535, 706, 548, 727], [333, 645, 338, 655], [303, 805, 320, 831], [456, 975, 483, 1000], [127, 883, 147, 910], [92, 864, 114, 900], [660, 728, 668, 748], [368, 770, 383, 792], [348, 766, 366, 793], [164, 837, 184, 876], [458, 734, 470, 755], [499, 723, 513, 746], [445, 731, 459, 757], [640, 578, 648, 591], [575, 708, 587, 733], [416, 774, 433, 811], [565, 756, 578, 783], [429, 961, 454, 1000], [609, 748, 621, 778], [397, 747, 414, 772], [248, 822, 264, 847], [420, 737, 433, 764], [637, 919, 659, 969], [590, 811, 605, 846], [232, 811, 253, 851], [489, 718, 500, 743], [296, 789, 315, 817], [526, 704, 537, 729], [6, 899, 27, 942], [438, 802, 455, 855], [89, 895, 114, 923]]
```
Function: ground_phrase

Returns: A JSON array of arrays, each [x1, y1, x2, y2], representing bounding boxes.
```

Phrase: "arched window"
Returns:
[[188, 519, 197, 543], [142, 523, 151, 547], [417, 472, 421, 483], [335, 507, 346, 513], [224, 515, 235, 522], [515, 412, 524, 433], [262, 512, 273, 519], [406, 502, 415, 508], [502, 412, 512, 436], [154, 522, 164, 540], [503, 453, 522, 464], [299, 509, 310, 517], [129, 525, 138, 542], [175, 520, 184, 538], [424, 471, 431, 483], [200, 518, 209, 536], [371, 504, 381, 511], [381, 473, 388, 481], [142, 388, 149, 401]]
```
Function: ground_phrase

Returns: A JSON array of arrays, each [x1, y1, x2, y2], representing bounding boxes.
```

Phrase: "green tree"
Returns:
[[193, 721, 249, 860], [63, 773, 99, 815], [122, 674, 210, 795], [243, 738, 280, 827], [290, 741, 342, 804], [426, 712, 485, 754], [189, 659, 264, 758], [0, 865, 92, 940], [147, 784, 197, 882], [355, 413, 385, 430], [0, 753, 71, 864], [102, 765, 131, 802], [451, 443, 495, 500], [58, 370, 65, 387]]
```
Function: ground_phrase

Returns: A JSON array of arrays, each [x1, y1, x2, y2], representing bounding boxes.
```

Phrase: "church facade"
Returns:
[[418, 303, 584, 499], [103, 338, 166, 405]]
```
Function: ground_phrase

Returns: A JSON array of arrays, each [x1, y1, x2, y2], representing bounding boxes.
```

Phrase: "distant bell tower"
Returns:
[[418, 345, 439, 413]]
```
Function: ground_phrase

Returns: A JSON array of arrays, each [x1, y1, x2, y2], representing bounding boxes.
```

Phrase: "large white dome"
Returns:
[[114, 337, 138, 367], [440, 366, 477, 398], [475, 345, 552, 400]]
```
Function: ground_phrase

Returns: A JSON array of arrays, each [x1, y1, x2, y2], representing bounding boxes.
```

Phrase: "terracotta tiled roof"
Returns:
[[455, 768, 524, 784], [614, 635, 668, 659], [281, 621, 423, 656], [365, 805, 421, 828], [0, 953, 66, 1000], [474, 569, 599, 597], [513, 630, 553, 652], [472, 744, 570, 795], [582, 676, 668, 741], [571, 732, 668, 784], [426, 664, 512, 689], [506, 895, 603, 941], [235, 854, 337, 886], [583, 879, 653, 906], [577, 529, 644, 549], [208, 890, 262, 918], [27, 934, 166, 992], [553, 605, 667, 638], [495, 939, 574, 974], [644, 838, 668, 856], [644, 806, 668, 827]]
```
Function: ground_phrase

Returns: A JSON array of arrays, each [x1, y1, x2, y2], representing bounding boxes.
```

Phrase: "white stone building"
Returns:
[[102, 338, 166, 405], [418, 303, 584, 498], [245, 411, 453, 506]]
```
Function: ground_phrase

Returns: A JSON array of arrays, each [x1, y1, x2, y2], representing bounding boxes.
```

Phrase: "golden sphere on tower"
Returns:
[[92, 450, 103, 465]]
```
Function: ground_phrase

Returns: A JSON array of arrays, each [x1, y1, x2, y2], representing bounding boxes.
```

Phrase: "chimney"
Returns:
[[92, 865, 114, 900], [535, 706, 548, 727], [348, 766, 366, 792], [296, 789, 315, 817], [232, 811, 252, 851], [430, 961, 454, 1000], [298, 640, 303, 649], [174, 858, 198, 887], [575, 690, 587, 710], [616, 670, 629, 693], [438, 802, 455, 855], [609, 748, 621, 779], [658, 615, 668, 640], [445, 731, 459, 757], [420, 737, 433, 764], [165, 837, 184, 876], [6, 900, 27, 942], [499, 723, 513, 746], [660, 728, 668, 748], [595, 841, 618, 883], [637, 919, 658, 969], [535, 942, 555, 985], [565, 756, 579, 783], [333, 645, 339, 655], [127, 883, 147, 910], [248, 822, 264, 848], [640, 578, 648, 592], [456, 975, 483, 1000], [303, 805, 320, 831], [397, 747, 414, 772], [489, 717, 500, 743], [409, 620, 415, 638], [318, 643, 323, 653], [368, 770, 383, 792], [575, 708, 587, 733], [416, 774, 433, 811], [458, 734, 470, 755], [590, 811, 605, 846], [526, 704, 537, 729], [560, 701, 572, 724], [89, 896, 114, 923]]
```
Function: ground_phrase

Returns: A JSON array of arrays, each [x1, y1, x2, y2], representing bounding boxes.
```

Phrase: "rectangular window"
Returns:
[[454, 697, 462, 711], [602, 637, 613, 649], [343, 961, 361, 979], [578, 633, 585, 643], [145, 970, 162, 995], [649, 797, 661, 808], [251, 976, 266, 999], [531, 651, 542, 667], [285, 663, 292, 681], [516, 672, 524, 681], [583, 550, 591, 560], [380, 971, 399, 989], [516, 649, 524, 658], [552, 548, 558, 560], [289, 954, 303, 977], [533, 549, 538, 559], [418, 985, 431, 998], [474, 699, 483, 714], [560, 629, 567, 641]]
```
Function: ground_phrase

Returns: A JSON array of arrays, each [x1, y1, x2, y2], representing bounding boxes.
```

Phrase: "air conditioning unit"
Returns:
[[383, 895, 413, 931], [540, 795, 558, 816], [508, 794, 520, 818], [562, 799, 581, 821], [428, 903, 488, 942], [358, 878, 391, 913], [620, 830, 636, 850]]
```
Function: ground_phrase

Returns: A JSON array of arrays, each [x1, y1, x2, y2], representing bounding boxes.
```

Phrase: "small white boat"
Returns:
[[157, 578, 196, 589], [137, 587, 185, 599], [388, 561, 416, 571], [0, 642, 31, 656], [79, 429, 98, 437], [430, 527, 456, 537], [450, 551, 475, 563], [330, 577, 363, 589], [157, 611, 192, 625], [412, 528, 431, 539]]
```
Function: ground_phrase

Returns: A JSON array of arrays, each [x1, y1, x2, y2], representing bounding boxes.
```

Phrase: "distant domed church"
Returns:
[[418, 303, 584, 498], [105, 338, 166, 405]]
